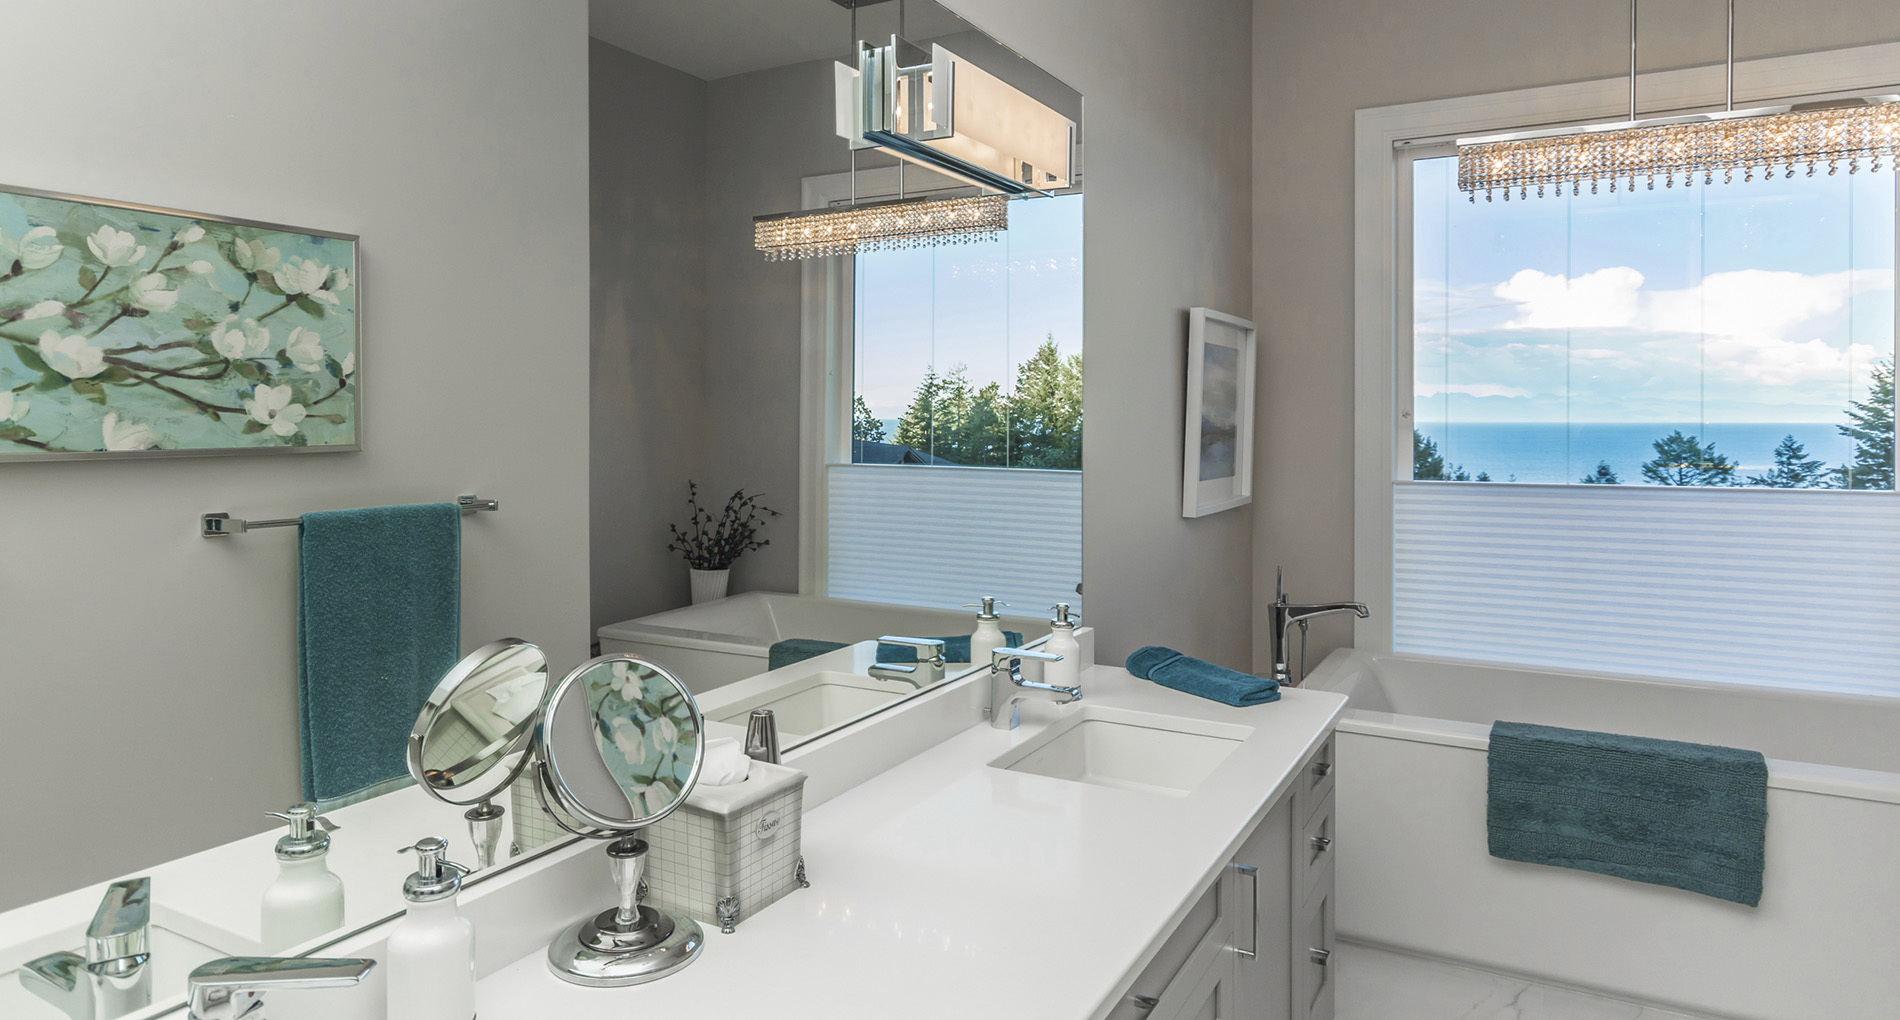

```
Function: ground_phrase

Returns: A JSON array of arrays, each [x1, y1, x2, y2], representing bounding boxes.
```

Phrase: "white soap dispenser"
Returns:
[[260, 804, 344, 952], [1044, 603, 1082, 690], [964, 597, 1011, 664], [388, 837, 475, 1020]]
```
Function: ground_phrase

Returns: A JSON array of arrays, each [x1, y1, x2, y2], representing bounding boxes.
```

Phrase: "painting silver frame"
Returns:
[[0, 181, 361, 463], [1182, 307, 1255, 518]]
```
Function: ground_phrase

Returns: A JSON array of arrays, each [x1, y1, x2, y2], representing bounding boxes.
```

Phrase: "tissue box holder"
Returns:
[[645, 760, 808, 932]]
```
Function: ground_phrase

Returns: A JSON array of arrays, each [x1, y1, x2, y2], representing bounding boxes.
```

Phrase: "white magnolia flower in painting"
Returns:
[[0, 391, 27, 424], [609, 716, 648, 768], [608, 661, 643, 701], [187, 260, 214, 274], [230, 238, 282, 274], [210, 316, 270, 359], [21, 300, 66, 320], [101, 412, 158, 452], [340, 352, 355, 377], [271, 257, 331, 296], [15, 226, 64, 270], [284, 326, 327, 371], [85, 226, 146, 268], [309, 266, 350, 306], [653, 715, 678, 750], [38, 330, 108, 379], [173, 224, 205, 246], [129, 272, 178, 312], [245, 383, 307, 437]]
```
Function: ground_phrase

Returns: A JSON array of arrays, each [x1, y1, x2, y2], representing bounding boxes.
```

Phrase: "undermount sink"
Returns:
[[989, 708, 1251, 797], [710, 670, 920, 740]]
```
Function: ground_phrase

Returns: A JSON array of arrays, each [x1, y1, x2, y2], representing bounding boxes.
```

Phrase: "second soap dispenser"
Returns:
[[964, 597, 1011, 664], [260, 804, 344, 952], [388, 837, 475, 1020], [1044, 603, 1082, 690]]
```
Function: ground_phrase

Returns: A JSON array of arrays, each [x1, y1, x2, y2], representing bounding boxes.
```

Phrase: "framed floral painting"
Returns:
[[0, 183, 357, 460]]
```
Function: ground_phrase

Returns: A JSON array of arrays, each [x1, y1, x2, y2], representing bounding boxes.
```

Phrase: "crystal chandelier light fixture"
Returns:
[[1456, 0, 1900, 202], [753, 193, 1008, 262]]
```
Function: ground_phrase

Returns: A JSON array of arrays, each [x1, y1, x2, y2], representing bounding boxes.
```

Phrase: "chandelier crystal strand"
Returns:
[[1459, 104, 1900, 201], [754, 194, 1010, 262]]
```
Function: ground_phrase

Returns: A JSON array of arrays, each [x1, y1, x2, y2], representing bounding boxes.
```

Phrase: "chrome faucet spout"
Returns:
[[989, 647, 1078, 730], [1267, 568, 1370, 689]]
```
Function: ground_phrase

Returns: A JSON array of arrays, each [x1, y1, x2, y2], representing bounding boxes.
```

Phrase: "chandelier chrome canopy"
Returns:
[[1455, 0, 1900, 201]]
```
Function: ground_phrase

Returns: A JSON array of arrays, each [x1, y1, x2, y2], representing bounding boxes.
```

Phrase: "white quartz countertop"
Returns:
[[476, 665, 1346, 1020]]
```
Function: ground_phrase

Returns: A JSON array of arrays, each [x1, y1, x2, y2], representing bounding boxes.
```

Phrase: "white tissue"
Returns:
[[699, 736, 751, 786]]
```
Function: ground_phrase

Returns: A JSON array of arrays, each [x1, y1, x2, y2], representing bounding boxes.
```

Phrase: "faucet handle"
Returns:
[[877, 636, 946, 661], [187, 957, 375, 1020], [990, 646, 1062, 668], [86, 877, 151, 976]]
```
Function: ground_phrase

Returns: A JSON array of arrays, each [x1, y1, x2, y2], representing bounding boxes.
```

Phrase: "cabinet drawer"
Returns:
[[1105, 880, 1225, 1020], [1294, 733, 1336, 826], [1297, 792, 1336, 910], [1293, 891, 1336, 1020]]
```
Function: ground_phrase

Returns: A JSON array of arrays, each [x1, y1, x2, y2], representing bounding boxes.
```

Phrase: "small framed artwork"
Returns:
[[0, 183, 358, 461], [1182, 307, 1255, 518]]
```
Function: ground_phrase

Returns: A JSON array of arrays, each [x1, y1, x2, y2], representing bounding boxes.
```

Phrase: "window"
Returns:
[[812, 188, 1083, 611], [1356, 50, 1900, 698]]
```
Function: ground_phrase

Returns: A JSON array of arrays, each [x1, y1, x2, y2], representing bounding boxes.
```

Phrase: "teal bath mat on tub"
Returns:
[[1486, 720, 1768, 906]]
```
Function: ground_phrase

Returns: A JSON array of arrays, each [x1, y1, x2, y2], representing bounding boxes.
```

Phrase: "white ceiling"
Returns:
[[589, 0, 969, 82]]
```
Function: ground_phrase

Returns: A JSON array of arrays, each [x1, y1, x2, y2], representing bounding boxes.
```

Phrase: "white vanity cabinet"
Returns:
[[1107, 730, 1338, 1020]]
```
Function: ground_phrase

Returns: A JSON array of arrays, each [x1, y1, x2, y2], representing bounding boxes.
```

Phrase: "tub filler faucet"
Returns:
[[1268, 568, 1369, 688]]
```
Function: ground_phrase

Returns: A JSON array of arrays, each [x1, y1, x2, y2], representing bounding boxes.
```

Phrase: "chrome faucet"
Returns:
[[186, 956, 375, 1020], [869, 636, 947, 689], [989, 646, 1078, 730], [21, 877, 152, 1020], [1267, 568, 1368, 688]]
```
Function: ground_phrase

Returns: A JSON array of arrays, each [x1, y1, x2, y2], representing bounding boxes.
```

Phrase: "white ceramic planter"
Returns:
[[689, 568, 730, 604]]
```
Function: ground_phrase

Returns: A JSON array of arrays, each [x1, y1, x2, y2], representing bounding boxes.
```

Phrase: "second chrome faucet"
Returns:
[[989, 646, 1079, 730]]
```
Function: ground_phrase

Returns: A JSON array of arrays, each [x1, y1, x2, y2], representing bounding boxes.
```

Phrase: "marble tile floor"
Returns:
[[1334, 941, 1722, 1020]]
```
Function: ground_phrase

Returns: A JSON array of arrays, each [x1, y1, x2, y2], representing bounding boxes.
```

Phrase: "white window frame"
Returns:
[[1352, 41, 1900, 652]]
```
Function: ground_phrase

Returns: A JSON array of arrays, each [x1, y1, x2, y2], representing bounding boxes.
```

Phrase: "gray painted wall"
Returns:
[[1251, 0, 1900, 670], [590, 40, 711, 634], [0, 0, 591, 911]]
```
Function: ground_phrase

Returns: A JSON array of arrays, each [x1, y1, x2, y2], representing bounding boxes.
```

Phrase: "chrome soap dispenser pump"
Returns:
[[260, 804, 344, 952], [388, 837, 476, 1020], [963, 597, 1011, 665]]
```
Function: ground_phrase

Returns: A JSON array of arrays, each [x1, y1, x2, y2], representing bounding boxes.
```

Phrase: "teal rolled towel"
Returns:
[[299, 503, 461, 810], [1125, 646, 1279, 707], [769, 638, 848, 671], [1487, 721, 1767, 906]]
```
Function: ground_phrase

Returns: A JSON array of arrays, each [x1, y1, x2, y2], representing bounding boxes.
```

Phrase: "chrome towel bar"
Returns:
[[202, 495, 498, 538]]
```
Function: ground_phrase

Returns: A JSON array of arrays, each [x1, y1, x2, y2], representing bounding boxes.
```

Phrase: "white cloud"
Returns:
[[1493, 266, 1893, 387], [1415, 382, 1531, 399]]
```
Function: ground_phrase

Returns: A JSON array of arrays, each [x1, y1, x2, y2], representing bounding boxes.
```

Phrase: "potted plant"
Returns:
[[666, 482, 781, 604]]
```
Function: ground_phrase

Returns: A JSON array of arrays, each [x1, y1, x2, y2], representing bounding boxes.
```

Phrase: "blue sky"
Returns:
[[1413, 155, 1896, 425], [855, 194, 1083, 419]]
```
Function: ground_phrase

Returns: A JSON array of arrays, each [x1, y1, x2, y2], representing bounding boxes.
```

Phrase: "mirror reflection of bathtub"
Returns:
[[597, 592, 1049, 693]]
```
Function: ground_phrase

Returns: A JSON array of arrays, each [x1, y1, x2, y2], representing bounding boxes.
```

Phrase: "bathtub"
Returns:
[[1303, 648, 1900, 1020], [596, 591, 1046, 693]]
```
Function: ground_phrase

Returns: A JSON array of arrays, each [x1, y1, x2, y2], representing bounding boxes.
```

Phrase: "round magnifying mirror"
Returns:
[[409, 638, 550, 868], [537, 654, 705, 987]]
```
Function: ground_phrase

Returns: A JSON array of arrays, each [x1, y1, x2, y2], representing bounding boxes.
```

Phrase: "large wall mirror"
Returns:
[[2, 2, 1082, 1018]]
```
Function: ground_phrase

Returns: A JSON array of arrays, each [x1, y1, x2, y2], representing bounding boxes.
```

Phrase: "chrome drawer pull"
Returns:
[[1311, 835, 1333, 854], [1311, 761, 1333, 778], [1309, 947, 1332, 966], [1129, 994, 1159, 1013], [1227, 862, 1260, 959]]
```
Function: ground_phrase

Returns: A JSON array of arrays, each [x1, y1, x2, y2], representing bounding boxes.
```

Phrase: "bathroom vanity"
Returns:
[[266, 663, 1343, 1020]]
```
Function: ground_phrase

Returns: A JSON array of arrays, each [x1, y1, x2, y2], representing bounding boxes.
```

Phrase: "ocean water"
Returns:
[[1415, 422, 1860, 484]]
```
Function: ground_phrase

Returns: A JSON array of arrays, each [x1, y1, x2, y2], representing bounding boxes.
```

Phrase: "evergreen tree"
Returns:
[[1640, 431, 1736, 486], [889, 340, 1084, 469], [851, 395, 887, 443], [894, 367, 947, 456], [1580, 461, 1620, 484], [1006, 337, 1084, 469], [1747, 434, 1830, 488], [1834, 357, 1894, 490], [1413, 430, 1472, 481]]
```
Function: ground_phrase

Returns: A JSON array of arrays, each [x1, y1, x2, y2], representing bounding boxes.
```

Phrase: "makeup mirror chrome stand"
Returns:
[[534, 654, 707, 987], [409, 638, 551, 870]]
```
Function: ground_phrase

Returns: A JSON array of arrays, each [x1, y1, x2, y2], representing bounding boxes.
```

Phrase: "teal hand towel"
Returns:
[[1487, 721, 1767, 906], [769, 638, 848, 671], [298, 503, 461, 809], [1125, 646, 1279, 706]]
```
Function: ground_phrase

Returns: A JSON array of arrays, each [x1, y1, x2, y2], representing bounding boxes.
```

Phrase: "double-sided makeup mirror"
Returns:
[[534, 655, 706, 986], [408, 638, 551, 869]]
